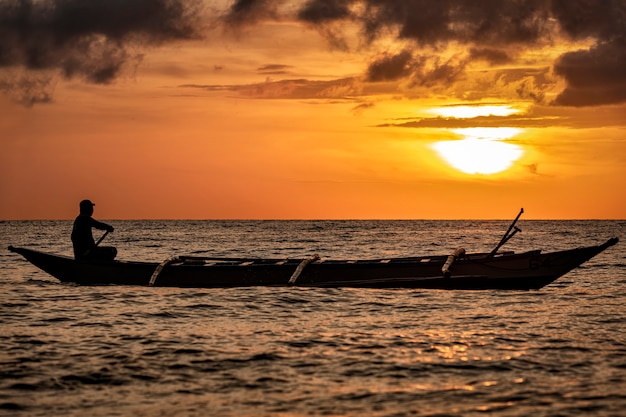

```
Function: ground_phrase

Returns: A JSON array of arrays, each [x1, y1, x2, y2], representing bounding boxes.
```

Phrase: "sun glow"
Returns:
[[431, 128, 524, 175], [428, 105, 520, 119]]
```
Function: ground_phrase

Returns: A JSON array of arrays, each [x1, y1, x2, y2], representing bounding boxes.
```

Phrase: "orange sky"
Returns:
[[1, 0, 625, 220]]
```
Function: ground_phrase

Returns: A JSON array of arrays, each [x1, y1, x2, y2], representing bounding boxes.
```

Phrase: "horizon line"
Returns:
[[2, 218, 624, 222]]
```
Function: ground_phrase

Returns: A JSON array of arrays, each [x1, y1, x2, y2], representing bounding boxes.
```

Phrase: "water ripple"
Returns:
[[1, 220, 624, 416]]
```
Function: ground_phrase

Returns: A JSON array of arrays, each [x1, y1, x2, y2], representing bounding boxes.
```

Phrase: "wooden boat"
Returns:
[[7, 237, 618, 290]]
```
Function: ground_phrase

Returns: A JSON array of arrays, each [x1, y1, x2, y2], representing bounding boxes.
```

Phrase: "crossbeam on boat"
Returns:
[[288, 254, 321, 285], [149, 256, 183, 286]]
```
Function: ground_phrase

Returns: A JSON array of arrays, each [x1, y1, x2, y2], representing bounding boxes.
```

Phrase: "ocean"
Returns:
[[1, 220, 625, 416]]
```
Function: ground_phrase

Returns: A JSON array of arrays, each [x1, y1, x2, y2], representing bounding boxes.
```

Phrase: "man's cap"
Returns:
[[79, 199, 95, 210]]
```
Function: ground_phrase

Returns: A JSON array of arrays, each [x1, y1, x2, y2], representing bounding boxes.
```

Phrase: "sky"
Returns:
[[1, 0, 625, 220]]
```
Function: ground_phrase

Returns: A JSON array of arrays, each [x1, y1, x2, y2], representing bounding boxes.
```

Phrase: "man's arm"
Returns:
[[90, 218, 114, 232]]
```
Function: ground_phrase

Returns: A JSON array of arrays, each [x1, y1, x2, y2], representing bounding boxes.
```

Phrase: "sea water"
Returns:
[[1, 220, 625, 416]]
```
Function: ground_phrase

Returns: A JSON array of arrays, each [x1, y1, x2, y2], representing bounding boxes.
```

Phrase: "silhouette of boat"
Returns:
[[8, 237, 617, 290]]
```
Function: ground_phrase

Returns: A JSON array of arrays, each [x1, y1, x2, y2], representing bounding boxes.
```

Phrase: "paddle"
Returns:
[[488, 208, 523, 257], [95, 230, 110, 247]]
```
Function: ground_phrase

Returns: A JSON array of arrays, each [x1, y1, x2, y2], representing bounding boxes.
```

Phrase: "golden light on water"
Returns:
[[431, 128, 524, 175]]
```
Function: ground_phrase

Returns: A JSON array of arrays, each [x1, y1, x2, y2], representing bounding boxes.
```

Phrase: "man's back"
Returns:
[[72, 214, 96, 259]]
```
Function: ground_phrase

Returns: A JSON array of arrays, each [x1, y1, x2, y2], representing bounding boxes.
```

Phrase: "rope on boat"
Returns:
[[442, 248, 465, 278], [288, 254, 321, 285], [149, 256, 182, 286]]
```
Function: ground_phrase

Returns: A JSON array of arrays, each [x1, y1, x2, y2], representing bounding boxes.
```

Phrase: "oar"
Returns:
[[488, 208, 523, 257], [95, 230, 110, 247]]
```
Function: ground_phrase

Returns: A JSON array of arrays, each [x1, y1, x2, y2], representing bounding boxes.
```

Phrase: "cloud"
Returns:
[[292, 0, 626, 106], [257, 64, 293, 75], [0, 72, 55, 107], [366, 50, 414, 82], [180, 77, 362, 100], [297, 0, 553, 46], [469, 48, 513, 65], [550, 0, 624, 41], [552, 40, 626, 106], [224, 0, 286, 27], [3, 0, 626, 107], [366, 49, 467, 90], [379, 114, 557, 130], [351, 101, 374, 114], [297, 0, 352, 24], [525, 163, 539, 175], [378, 104, 626, 130], [549, 0, 626, 106], [0, 0, 204, 104]]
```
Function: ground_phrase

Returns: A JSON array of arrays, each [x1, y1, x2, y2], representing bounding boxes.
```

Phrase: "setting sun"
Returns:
[[425, 106, 526, 175], [431, 128, 524, 175]]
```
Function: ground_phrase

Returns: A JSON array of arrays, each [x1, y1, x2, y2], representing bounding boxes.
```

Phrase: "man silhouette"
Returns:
[[71, 199, 117, 261]]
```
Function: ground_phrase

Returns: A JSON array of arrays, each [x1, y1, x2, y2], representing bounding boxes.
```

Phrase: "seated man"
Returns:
[[71, 199, 117, 261]]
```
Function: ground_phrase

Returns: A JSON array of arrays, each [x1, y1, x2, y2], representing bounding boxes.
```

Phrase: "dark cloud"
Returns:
[[351, 101, 374, 114], [515, 79, 545, 104], [549, 0, 626, 106], [365, 50, 466, 87], [553, 40, 626, 106], [366, 50, 414, 82], [413, 56, 467, 88], [550, 0, 625, 41], [469, 48, 513, 65], [257, 64, 293, 75], [366, 49, 467, 89], [224, 0, 282, 26], [297, 0, 552, 46], [292, 0, 626, 106], [180, 77, 362, 100], [0, 73, 54, 107], [298, 0, 352, 24], [3, 0, 626, 107], [0, 0, 203, 104]]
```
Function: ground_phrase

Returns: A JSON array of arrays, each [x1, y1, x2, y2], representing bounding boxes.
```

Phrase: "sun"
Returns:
[[431, 128, 524, 175]]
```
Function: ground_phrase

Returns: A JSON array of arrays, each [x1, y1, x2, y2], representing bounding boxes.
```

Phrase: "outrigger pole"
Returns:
[[488, 208, 524, 258]]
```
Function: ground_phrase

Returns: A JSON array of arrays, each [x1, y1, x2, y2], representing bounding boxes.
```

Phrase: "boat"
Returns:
[[7, 238, 618, 290], [7, 213, 619, 290]]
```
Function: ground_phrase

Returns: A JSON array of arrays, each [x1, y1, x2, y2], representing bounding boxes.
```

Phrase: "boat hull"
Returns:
[[8, 238, 618, 290]]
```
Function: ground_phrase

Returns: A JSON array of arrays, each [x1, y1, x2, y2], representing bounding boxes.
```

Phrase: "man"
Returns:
[[71, 199, 117, 261]]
